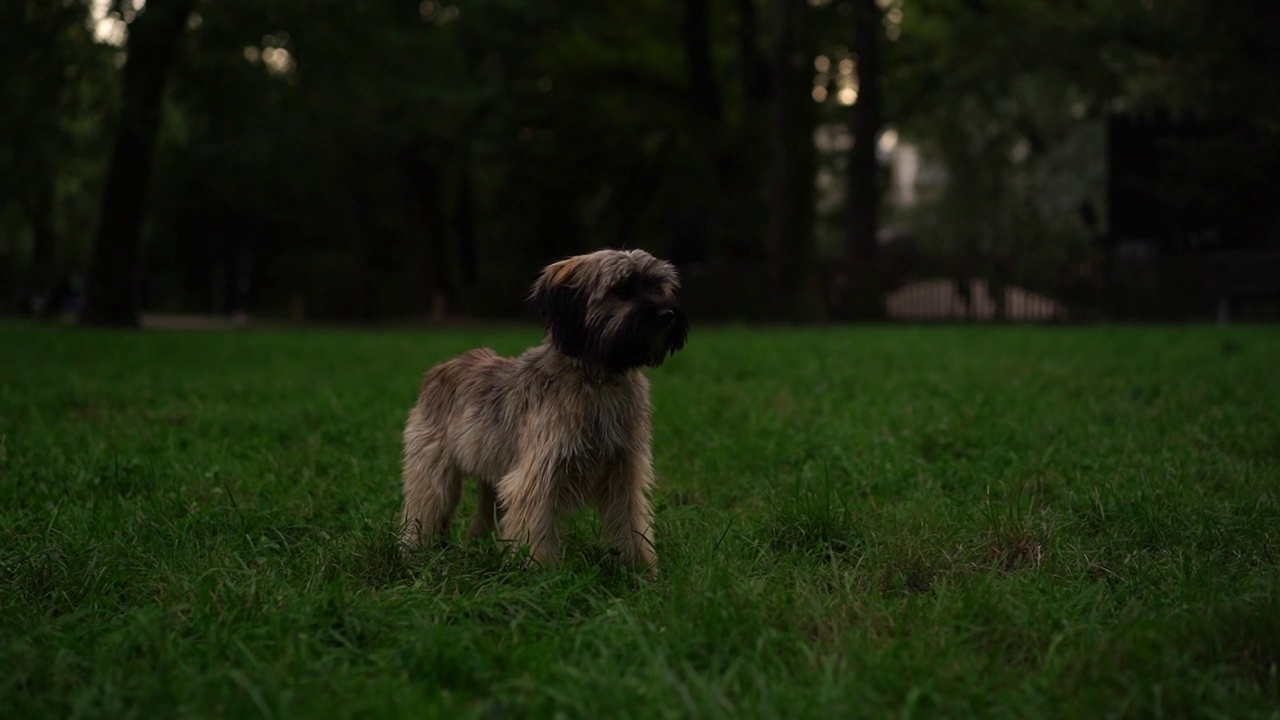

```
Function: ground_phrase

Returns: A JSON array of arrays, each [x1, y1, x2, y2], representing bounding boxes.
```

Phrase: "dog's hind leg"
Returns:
[[399, 434, 462, 550]]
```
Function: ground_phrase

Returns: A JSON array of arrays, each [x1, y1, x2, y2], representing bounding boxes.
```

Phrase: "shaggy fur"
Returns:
[[398, 249, 688, 573]]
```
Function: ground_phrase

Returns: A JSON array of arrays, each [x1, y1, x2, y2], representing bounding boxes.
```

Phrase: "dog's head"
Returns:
[[529, 248, 688, 372]]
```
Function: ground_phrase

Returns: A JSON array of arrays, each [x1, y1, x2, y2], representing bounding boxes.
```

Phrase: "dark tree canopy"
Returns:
[[2, 0, 1275, 323]]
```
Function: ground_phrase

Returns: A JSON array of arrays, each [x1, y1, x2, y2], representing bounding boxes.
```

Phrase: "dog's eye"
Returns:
[[612, 282, 636, 300]]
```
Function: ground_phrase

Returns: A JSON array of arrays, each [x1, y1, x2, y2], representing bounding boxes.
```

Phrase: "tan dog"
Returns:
[[398, 249, 688, 574]]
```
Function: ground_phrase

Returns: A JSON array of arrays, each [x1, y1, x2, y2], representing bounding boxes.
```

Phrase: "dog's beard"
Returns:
[[647, 311, 688, 367], [596, 308, 687, 372]]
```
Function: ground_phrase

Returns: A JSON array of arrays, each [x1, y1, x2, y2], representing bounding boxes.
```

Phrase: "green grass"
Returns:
[[3, 323, 1279, 719]]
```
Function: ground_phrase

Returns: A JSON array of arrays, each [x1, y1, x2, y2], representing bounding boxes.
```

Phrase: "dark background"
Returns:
[[3, 0, 1279, 326]]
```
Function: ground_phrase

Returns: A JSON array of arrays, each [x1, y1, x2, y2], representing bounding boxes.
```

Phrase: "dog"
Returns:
[[398, 248, 688, 574]]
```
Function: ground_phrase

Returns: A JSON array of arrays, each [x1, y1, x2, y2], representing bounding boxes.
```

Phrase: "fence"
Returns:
[[675, 250, 1280, 324]]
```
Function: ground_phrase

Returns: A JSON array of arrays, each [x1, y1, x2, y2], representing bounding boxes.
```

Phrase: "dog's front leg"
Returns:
[[496, 460, 562, 566], [596, 453, 658, 576]]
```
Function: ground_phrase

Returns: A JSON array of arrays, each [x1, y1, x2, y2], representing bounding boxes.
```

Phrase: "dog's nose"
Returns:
[[657, 308, 676, 326]]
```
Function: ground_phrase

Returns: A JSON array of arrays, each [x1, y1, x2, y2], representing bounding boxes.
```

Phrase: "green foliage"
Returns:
[[3, 324, 1280, 716], [885, 0, 1118, 262], [0, 1, 118, 288], [886, 0, 1280, 264], [3, 0, 1278, 318]]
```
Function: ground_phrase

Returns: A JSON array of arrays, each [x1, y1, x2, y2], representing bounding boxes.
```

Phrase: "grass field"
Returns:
[[3, 323, 1279, 719]]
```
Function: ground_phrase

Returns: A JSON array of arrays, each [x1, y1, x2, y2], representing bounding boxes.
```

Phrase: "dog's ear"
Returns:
[[660, 261, 681, 291], [528, 258, 589, 357]]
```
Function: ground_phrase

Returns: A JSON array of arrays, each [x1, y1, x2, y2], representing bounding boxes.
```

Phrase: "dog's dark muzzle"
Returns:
[[654, 305, 688, 355], [601, 302, 688, 372]]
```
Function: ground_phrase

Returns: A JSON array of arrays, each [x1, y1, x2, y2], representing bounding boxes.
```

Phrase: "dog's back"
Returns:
[[410, 347, 522, 479]]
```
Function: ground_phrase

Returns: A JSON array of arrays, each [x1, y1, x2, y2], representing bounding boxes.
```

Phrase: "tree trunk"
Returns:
[[28, 185, 57, 313], [841, 0, 886, 319], [723, 0, 772, 262], [846, 0, 883, 264], [422, 163, 451, 321], [399, 149, 446, 318], [82, 0, 195, 327], [735, 0, 771, 104], [456, 165, 477, 287], [684, 0, 723, 124], [766, 0, 818, 321], [675, 0, 724, 265]]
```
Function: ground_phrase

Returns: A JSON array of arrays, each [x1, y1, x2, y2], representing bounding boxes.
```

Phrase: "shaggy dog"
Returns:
[[398, 249, 688, 574]]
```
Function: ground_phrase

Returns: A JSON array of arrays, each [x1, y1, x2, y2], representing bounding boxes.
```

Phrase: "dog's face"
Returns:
[[529, 249, 689, 372]]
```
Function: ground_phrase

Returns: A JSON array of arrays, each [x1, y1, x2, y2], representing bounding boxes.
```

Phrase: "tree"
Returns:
[[766, 0, 819, 320], [846, 0, 883, 265], [884, 0, 1128, 288], [670, 0, 722, 265], [0, 1, 108, 312], [82, 0, 195, 327], [723, 0, 773, 263]]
